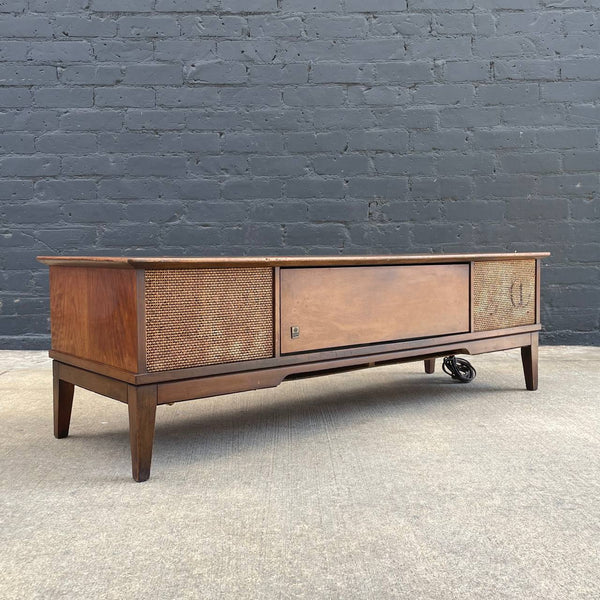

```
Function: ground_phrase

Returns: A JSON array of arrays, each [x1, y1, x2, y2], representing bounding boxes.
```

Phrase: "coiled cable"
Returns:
[[442, 355, 476, 383]]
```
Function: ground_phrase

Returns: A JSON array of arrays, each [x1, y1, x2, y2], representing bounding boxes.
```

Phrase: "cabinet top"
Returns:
[[37, 252, 550, 269]]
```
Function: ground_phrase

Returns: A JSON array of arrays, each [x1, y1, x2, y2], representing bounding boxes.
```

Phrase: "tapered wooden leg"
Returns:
[[53, 361, 74, 439], [424, 358, 436, 374], [128, 385, 158, 482], [521, 334, 538, 391]]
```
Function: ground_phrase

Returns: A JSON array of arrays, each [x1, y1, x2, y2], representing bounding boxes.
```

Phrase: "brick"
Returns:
[[0, 155, 60, 176], [376, 62, 434, 83], [62, 155, 126, 176], [445, 61, 491, 82], [500, 152, 562, 174], [537, 128, 597, 149], [563, 151, 600, 172], [494, 60, 558, 81], [35, 179, 96, 200], [286, 178, 345, 199], [92, 41, 153, 62], [0, 17, 52, 37], [221, 86, 282, 107], [308, 200, 366, 222], [36, 133, 96, 153], [473, 37, 537, 58], [311, 63, 375, 84], [0, 41, 29, 61], [157, 87, 218, 107], [99, 225, 161, 247], [221, 0, 277, 12], [156, 0, 218, 11], [249, 156, 307, 176], [127, 156, 187, 176], [473, 129, 535, 149], [180, 16, 246, 38], [436, 152, 495, 176], [217, 41, 277, 63], [280, 0, 342, 10], [125, 64, 182, 85], [314, 108, 376, 129], [286, 132, 346, 153], [370, 14, 431, 36], [434, 14, 475, 35], [60, 110, 123, 131], [412, 130, 469, 151], [117, 17, 179, 38], [54, 16, 117, 37], [0, 110, 59, 132], [348, 86, 410, 106], [348, 177, 409, 199], [34, 87, 93, 108], [249, 64, 308, 84], [285, 224, 348, 247], [560, 58, 600, 80], [222, 179, 282, 199], [541, 81, 600, 102], [184, 61, 247, 84], [408, 37, 471, 60], [223, 133, 284, 153], [413, 84, 474, 105], [0, 66, 56, 86], [0, 88, 32, 107], [313, 155, 370, 175], [90, 0, 153, 9], [125, 109, 185, 130], [373, 153, 435, 176], [477, 84, 539, 105], [348, 129, 409, 151], [95, 87, 155, 108], [306, 16, 368, 38], [283, 86, 344, 106], [155, 40, 215, 62], [0, 133, 35, 153], [248, 16, 304, 37], [345, 0, 405, 10], [59, 65, 123, 85], [66, 201, 125, 224], [537, 174, 599, 196]]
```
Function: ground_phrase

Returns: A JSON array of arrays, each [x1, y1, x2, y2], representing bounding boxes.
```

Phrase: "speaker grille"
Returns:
[[473, 260, 536, 332], [145, 268, 274, 372]]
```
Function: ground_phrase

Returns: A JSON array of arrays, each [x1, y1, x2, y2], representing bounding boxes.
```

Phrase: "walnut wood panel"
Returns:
[[473, 259, 536, 332], [157, 331, 534, 405], [49, 323, 541, 385], [144, 268, 274, 371], [37, 252, 551, 269], [49, 266, 138, 372], [280, 264, 470, 354]]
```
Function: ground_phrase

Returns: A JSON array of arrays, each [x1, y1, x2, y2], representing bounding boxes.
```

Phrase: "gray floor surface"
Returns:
[[1, 347, 599, 600]]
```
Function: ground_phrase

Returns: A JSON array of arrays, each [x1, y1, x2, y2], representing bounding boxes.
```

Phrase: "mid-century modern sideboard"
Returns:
[[38, 252, 549, 481]]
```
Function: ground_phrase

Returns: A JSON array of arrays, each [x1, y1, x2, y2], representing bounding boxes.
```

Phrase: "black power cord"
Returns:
[[442, 355, 476, 383]]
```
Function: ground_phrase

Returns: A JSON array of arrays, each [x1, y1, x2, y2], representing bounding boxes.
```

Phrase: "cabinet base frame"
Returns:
[[53, 331, 539, 482]]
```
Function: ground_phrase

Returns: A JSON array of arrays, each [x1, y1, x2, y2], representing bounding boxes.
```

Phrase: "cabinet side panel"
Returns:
[[50, 266, 138, 372], [473, 259, 536, 332], [145, 268, 274, 372]]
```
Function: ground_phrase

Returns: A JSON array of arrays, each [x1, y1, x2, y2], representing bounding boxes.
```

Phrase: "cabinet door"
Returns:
[[280, 264, 470, 354]]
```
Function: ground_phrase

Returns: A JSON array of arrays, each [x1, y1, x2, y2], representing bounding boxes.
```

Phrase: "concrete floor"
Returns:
[[1, 347, 599, 600]]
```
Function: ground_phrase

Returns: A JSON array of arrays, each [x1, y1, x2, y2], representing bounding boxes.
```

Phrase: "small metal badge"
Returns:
[[291, 326, 300, 339]]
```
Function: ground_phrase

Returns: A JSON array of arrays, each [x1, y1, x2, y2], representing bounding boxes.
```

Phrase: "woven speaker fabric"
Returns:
[[145, 268, 273, 372], [473, 260, 536, 332]]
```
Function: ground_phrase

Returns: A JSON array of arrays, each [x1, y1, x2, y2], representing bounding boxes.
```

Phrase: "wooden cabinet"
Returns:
[[38, 252, 548, 481]]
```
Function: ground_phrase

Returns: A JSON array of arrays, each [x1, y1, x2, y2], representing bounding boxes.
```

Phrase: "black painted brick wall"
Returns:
[[0, 0, 599, 348]]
